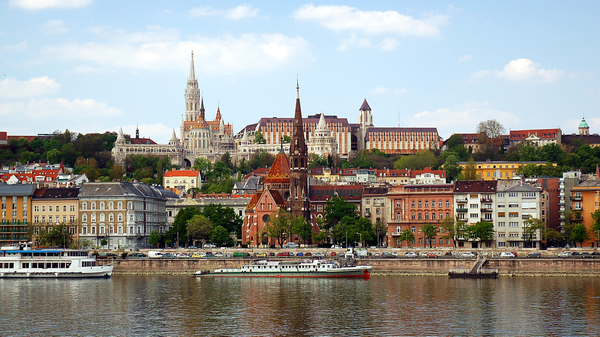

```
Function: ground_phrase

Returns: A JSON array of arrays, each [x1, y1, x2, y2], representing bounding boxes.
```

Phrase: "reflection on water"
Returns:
[[1, 276, 599, 336]]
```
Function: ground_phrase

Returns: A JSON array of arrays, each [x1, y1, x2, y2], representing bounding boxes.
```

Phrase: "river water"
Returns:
[[1, 276, 599, 336]]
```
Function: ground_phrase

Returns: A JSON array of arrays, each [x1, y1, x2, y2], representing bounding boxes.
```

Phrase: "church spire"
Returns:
[[185, 51, 200, 122], [289, 79, 310, 222]]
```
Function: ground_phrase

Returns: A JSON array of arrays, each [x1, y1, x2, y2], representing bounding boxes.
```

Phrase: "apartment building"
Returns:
[[0, 184, 34, 246], [453, 181, 497, 248], [495, 181, 543, 248], [570, 179, 600, 247], [31, 188, 79, 246], [387, 184, 454, 248]]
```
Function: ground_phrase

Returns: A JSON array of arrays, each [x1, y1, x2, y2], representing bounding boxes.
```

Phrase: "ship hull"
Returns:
[[196, 267, 371, 279]]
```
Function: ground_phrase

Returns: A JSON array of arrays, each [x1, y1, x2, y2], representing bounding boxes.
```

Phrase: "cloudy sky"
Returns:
[[1, 0, 600, 143]]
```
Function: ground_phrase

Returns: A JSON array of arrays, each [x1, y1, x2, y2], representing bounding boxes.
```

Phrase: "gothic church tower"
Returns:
[[184, 51, 201, 122], [289, 81, 311, 222]]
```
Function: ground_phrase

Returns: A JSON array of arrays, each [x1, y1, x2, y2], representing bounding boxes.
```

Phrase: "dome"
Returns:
[[579, 118, 589, 128]]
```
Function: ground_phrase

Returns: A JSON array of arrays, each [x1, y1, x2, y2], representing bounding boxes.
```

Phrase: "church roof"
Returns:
[[263, 152, 290, 184], [360, 98, 371, 111]]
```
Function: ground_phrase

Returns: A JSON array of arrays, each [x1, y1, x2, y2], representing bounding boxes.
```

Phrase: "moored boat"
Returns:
[[0, 247, 113, 278], [195, 259, 372, 279]]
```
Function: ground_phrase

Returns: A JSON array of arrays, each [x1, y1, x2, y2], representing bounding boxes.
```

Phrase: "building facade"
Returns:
[[78, 182, 168, 249], [495, 181, 543, 248], [31, 188, 79, 247], [453, 181, 497, 248], [0, 184, 34, 246], [163, 169, 201, 191], [387, 184, 454, 248]]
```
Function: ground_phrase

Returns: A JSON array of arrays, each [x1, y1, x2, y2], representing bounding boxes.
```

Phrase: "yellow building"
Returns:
[[0, 184, 35, 246], [458, 161, 551, 181], [31, 188, 80, 247], [571, 180, 600, 247]]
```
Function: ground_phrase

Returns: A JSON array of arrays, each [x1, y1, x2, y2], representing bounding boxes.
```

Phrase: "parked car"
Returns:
[[187, 246, 197, 249], [284, 242, 299, 249], [126, 253, 147, 258], [331, 245, 342, 249], [558, 251, 572, 258], [330, 252, 337, 256], [444, 252, 453, 256], [277, 252, 291, 257], [404, 252, 418, 258], [162, 253, 174, 258], [315, 252, 326, 257], [426, 252, 438, 258], [296, 252, 304, 256], [382, 252, 396, 258], [461, 252, 476, 258], [204, 243, 216, 248], [191, 252, 205, 258], [304, 252, 312, 256], [205, 252, 214, 257], [526, 252, 541, 258], [234, 252, 250, 258], [581, 252, 593, 258], [500, 252, 516, 258], [254, 252, 267, 258]]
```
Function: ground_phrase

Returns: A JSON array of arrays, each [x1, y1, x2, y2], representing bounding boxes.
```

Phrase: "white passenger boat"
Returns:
[[195, 259, 372, 279], [0, 247, 113, 278]]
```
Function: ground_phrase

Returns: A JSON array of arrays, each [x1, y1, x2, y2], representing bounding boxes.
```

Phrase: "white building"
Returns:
[[495, 181, 542, 248]]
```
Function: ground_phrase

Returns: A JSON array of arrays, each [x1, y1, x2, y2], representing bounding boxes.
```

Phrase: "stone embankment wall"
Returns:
[[101, 258, 600, 277]]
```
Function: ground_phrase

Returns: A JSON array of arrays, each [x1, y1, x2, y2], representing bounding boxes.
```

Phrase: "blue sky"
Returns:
[[1, 0, 600, 144]]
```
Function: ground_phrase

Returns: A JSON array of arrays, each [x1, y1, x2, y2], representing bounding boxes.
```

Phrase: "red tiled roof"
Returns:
[[410, 167, 446, 178], [164, 170, 200, 177], [263, 152, 290, 184], [510, 129, 560, 139], [129, 137, 157, 145]]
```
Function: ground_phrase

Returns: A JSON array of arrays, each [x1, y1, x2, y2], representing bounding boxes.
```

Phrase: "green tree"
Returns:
[[324, 196, 357, 230], [265, 209, 293, 247], [544, 228, 564, 248], [100, 238, 108, 247], [168, 207, 202, 246], [187, 215, 214, 247], [282, 135, 291, 143], [210, 225, 234, 247], [523, 216, 546, 248], [254, 131, 266, 144], [193, 158, 212, 180], [591, 209, 600, 246], [373, 221, 387, 247], [399, 229, 415, 247], [308, 154, 328, 168], [571, 223, 589, 247], [442, 154, 462, 182], [441, 216, 459, 247], [148, 230, 161, 247], [460, 157, 478, 180], [202, 203, 243, 238], [292, 216, 313, 245], [421, 224, 438, 248], [468, 220, 495, 248], [394, 150, 438, 170]]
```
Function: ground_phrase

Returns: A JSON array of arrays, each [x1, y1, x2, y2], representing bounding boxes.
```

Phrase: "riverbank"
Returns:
[[103, 257, 600, 277]]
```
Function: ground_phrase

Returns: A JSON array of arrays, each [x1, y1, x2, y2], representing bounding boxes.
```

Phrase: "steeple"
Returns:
[[199, 95, 205, 120], [185, 51, 201, 122], [289, 79, 310, 223], [135, 125, 139, 139], [215, 104, 221, 122]]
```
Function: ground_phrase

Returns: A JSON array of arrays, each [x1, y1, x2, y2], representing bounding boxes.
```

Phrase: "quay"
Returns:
[[99, 250, 600, 277]]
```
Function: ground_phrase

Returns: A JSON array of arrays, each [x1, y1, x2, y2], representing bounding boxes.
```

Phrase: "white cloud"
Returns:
[[338, 34, 372, 51], [0, 102, 25, 116], [190, 4, 261, 20], [472, 58, 566, 83], [10, 0, 93, 10], [40, 27, 315, 76], [292, 4, 448, 36], [24, 97, 121, 119], [458, 54, 471, 62], [3, 41, 28, 52], [409, 101, 520, 138], [378, 38, 400, 51], [369, 86, 408, 95], [0, 76, 61, 98], [43, 20, 68, 34]]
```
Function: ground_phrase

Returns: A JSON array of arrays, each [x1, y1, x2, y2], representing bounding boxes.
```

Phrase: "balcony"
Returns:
[[457, 218, 467, 222], [456, 207, 468, 212], [573, 205, 582, 211], [571, 195, 582, 201], [481, 208, 493, 212], [481, 197, 493, 202], [456, 198, 468, 203]]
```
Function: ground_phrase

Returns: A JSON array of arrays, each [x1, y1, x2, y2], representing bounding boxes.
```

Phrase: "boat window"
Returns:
[[22, 263, 29, 268]]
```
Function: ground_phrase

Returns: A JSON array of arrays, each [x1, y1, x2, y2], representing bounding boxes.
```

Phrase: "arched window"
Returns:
[[99, 214, 105, 222], [109, 213, 114, 222], [100, 202, 105, 210], [91, 214, 96, 222], [82, 214, 87, 222], [418, 213, 422, 220], [118, 202, 123, 209]]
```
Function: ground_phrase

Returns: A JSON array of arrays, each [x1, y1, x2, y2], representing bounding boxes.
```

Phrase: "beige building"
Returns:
[[0, 184, 34, 246], [163, 169, 201, 191], [31, 188, 79, 247]]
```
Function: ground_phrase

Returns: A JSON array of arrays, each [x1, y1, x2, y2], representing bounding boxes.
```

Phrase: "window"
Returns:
[[109, 202, 114, 210], [23, 196, 27, 203], [82, 214, 87, 222], [411, 201, 415, 208], [418, 201, 422, 207], [425, 201, 429, 208], [70, 216, 75, 223], [498, 204, 505, 208], [470, 204, 479, 209], [411, 226, 415, 233], [91, 202, 96, 210], [425, 213, 429, 220], [446, 200, 450, 207], [411, 213, 415, 220], [498, 242, 506, 247], [42, 206, 46, 212], [509, 213, 519, 218], [366, 199, 370, 204], [470, 213, 479, 218], [522, 192, 536, 198], [509, 222, 519, 227], [34, 216, 39, 223], [109, 213, 114, 222], [34, 205, 39, 212], [439, 213, 443, 220], [317, 205, 323, 212], [100, 202, 105, 210], [82, 203, 87, 210], [70, 205, 75, 212], [432, 213, 436, 220], [509, 203, 519, 208], [498, 222, 505, 227], [418, 213, 422, 220], [508, 192, 518, 198], [99, 214, 105, 222], [498, 212, 505, 217], [439, 200, 443, 207], [118, 214, 123, 222]]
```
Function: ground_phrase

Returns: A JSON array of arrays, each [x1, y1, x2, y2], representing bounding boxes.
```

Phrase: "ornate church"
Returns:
[[112, 52, 235, 167]]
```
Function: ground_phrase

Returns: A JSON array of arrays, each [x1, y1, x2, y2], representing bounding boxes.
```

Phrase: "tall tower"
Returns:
[[185, 51, 201, 122], [358, 98, 373, 151], [289, 81, 311, 222], [579, 117, 590, 135]]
